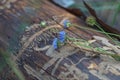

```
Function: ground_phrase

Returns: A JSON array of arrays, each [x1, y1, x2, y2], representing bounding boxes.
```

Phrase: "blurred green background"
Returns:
[[53, 0, 120, 31]]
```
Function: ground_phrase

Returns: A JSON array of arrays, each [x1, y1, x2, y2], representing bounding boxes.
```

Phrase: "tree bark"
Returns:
[[0, 0, 120, 80]]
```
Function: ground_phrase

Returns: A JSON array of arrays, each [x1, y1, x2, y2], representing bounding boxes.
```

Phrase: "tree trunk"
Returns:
[[0, 0, 120, 80]]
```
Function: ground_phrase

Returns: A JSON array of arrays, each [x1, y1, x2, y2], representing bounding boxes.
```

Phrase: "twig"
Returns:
[[16, 25, 62, 61], [51, 58, 63, 75]]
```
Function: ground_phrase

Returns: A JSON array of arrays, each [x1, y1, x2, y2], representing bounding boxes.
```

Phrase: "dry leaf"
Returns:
[[93, 35, 120, 54], [88, 62, 98, 70], [102, 46, 112, 50], [88, 39, 96, 44]]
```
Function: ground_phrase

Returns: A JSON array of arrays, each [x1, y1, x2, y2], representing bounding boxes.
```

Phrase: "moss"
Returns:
[[86, 16, 96, 26], [111, 54, 120, 61]]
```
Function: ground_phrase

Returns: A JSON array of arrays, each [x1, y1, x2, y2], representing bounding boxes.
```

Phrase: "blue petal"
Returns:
[[52, 38, 58, 49], [58, 31, 66, 43]]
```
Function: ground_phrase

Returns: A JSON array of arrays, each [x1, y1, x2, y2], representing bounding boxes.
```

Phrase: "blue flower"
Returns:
[[52, 38, 58, 49], [58, 31, 66, 43], [52, 31, 66, 49], [63, 19, 71, 28]]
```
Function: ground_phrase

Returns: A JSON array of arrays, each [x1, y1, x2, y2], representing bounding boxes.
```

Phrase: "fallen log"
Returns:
[[0, 0, 120, 80]]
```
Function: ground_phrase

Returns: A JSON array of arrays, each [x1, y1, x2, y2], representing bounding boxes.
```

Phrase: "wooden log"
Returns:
[[0, 0, 120, 80]]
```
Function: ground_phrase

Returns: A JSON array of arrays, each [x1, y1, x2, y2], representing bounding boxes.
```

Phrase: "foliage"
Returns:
[[0, 50, 25, 80]]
